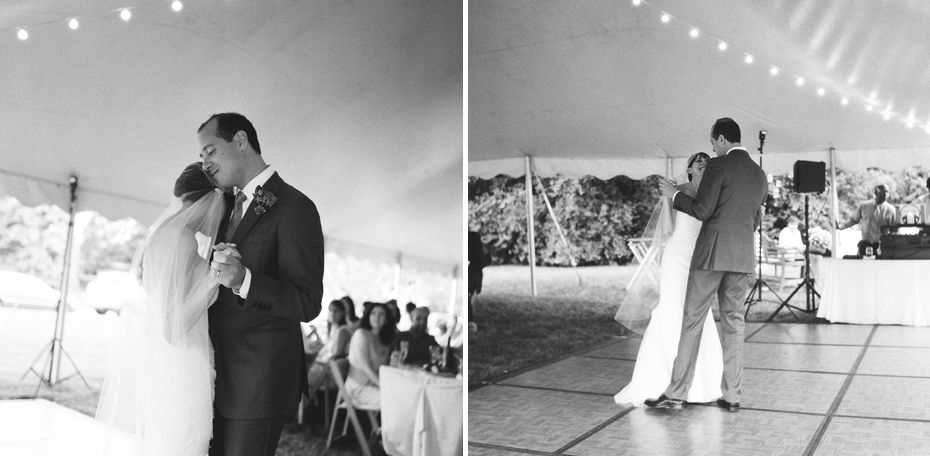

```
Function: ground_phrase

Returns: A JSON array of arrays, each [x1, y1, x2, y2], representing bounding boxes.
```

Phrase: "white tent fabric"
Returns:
[[0, 0, 462, 275], [469, 0, 930, 179]]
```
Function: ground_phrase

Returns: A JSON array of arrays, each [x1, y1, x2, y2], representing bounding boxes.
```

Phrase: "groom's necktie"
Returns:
[[225, 191, 247, 242]]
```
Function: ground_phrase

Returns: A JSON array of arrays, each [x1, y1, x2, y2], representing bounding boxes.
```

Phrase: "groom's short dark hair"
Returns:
[[198, 112, 262, 155], [712, 117, 741, 143]]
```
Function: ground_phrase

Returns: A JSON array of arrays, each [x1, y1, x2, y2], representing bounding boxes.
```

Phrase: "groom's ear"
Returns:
[[235, 131, 248, 151]]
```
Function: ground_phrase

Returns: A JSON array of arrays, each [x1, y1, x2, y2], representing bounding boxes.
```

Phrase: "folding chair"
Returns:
[[326, 359, 380, 456]]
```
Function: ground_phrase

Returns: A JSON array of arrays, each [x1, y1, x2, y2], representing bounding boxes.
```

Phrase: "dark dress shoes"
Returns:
[[644, 394, 686, 410], [716, 398, 740, 412]]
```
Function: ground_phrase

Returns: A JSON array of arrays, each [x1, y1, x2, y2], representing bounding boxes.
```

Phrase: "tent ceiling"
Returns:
[[0, 0, 463, 273], [469, 0, 930, 179]]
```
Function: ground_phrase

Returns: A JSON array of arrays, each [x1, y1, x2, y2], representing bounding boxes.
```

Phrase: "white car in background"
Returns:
[[0, 270, 79, 311], [84, 270, 144, 315]]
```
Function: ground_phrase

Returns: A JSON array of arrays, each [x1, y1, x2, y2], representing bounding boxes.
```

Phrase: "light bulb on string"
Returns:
[[661, 13, 670, 23], [796, 77, 805, 86], [689, 28, 699, 38], [866, 105, 874, 112], [744, 54, 754, 64], [632, 0, 641, 5], [770, 67, 779, 76], [907, 120, 915, 128], [17, 29, 27, 40], [884, 112, 891, 121], [841, 97, 849, 105], [817, 88, 825, 96], [172, 1, 183, 12], [69, 18, 79, 30], [870, 91, 877, 100], [121, 9, 131, 21], [718, 41, 727, 51]]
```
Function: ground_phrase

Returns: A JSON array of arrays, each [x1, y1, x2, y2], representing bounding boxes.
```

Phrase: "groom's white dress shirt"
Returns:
[[231, 164, 275, 298]]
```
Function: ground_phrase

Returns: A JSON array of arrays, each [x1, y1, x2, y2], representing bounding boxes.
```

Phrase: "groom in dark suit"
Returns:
[[199, 113, 324, 455], [647, 117, 768, 412]]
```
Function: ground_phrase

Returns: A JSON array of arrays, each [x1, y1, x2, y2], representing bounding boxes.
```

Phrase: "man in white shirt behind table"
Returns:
[[837, 184, 896, 256]]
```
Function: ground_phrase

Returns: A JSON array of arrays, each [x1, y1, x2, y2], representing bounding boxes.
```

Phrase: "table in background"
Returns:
[[379, 365, 463, 456], [817, 258, 930, 325]]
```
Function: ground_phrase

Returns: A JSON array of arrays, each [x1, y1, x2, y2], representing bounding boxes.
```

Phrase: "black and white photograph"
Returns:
[[468, 1, 930, 455], [0, 1, 462, 455]]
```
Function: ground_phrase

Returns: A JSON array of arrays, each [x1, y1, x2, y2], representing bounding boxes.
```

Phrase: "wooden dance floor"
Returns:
[[469, 322, 930, 455], [0, 399, 137, 455]]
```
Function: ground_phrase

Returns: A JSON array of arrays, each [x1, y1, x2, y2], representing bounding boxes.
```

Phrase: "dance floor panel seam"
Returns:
[[470, 324, 930, 455]]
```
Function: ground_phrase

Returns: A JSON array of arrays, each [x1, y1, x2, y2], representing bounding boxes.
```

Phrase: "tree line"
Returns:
[[468, 166, 930, 266]]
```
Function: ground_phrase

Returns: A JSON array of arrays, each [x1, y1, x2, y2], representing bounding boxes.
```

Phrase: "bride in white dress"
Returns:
[[95, 163, 228, 455], [614, 152, 724, 406]]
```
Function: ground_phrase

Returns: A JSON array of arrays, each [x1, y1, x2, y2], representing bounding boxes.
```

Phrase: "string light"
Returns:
[[630, 0, 923, 133], [5, 3, 185, 44]]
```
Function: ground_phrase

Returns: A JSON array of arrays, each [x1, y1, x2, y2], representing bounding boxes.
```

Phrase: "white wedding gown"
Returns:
[[614, 210, 724, 406], [96, 190, 223, 455]]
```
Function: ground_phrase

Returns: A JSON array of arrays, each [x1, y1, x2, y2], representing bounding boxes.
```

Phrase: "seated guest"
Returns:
[[392, 307, 439, 367], [345, 302, 396, 408], [837, 184, 896, 255], [307, 299, 355, 392], [385, 299, 402, 328], [341, 295, 360, 330], [777, 215, 805, 256]]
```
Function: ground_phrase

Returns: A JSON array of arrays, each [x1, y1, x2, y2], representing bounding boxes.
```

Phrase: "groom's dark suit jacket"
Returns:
[[210, 172, 323, 420], [673, 149, 768, 274]]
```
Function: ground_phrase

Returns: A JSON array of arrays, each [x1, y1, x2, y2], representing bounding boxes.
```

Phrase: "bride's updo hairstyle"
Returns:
[[173, 162, 217, 202], [686, 152, 710, 182]]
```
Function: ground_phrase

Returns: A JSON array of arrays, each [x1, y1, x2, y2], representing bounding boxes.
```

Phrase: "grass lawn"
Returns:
[[468, 265, 821, 388], [0, 306, 366, 455]]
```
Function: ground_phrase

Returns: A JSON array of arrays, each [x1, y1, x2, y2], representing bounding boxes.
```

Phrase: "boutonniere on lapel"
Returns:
[[253, 186, 278, 215]]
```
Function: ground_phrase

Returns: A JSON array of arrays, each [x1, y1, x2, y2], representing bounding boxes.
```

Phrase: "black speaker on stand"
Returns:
[[766, 161, 824, 321]]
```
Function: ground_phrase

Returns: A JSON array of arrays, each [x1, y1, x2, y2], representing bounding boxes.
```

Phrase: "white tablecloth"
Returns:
[[817, 258, 930, 325], [379, 366, 463, 456]]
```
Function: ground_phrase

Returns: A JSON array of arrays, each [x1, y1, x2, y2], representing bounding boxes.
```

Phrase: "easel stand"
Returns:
[[766, 194, 820, 321], [20, 175, 90, 396]]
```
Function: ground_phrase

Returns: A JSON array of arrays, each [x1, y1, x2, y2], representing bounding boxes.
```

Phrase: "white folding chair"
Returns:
[[326, 359, 380, 456]]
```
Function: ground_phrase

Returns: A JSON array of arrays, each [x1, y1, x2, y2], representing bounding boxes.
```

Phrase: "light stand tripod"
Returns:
[[744, 130, 778, 311], [766, 193, 820, 321], [20, 175, 90, 396]]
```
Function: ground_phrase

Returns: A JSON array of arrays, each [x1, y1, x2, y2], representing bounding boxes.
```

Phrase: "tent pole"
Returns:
[[525, 156, 538, 296], [448, 266, 458, 315], [829, 147, 839, 255], [666, 157, 672, 179], [534, 174, 577, 266], [21, 175, 90, 391], [393, 253, 402, 301]]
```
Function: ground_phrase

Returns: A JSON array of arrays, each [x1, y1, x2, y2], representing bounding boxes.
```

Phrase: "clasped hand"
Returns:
[[212, 243, 245, 289], [658, 178, 678, 198]]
